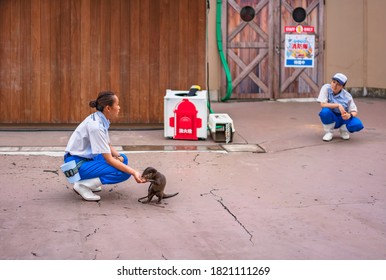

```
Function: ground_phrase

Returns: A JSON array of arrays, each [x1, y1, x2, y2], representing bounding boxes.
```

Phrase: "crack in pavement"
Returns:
[[205, 189, 254, 245], [265, 142, 336, 154], [274, 199, 377, 209], [193, 153, 200, 165], [85, 228, 100, 240]]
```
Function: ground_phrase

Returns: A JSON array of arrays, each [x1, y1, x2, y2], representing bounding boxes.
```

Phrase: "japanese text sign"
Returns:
[[284, 34, 315, 68]]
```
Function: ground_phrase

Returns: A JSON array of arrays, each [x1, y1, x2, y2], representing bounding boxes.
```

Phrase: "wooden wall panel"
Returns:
[[110, 0, 121, 100], [21, 0, 33, 121], [128, 0, 140, 123], [89, 0, 101, 117], [0, 0, 11, 122], [158, 0, 169, 122], [80, 0, 91, 118], [40, 0, 51, 122], [148, 0, 161, 123], [50, 0, 60, 123], [59, 0, 71, 123], [10, 0, 21, 121], [70, 0, 81, 122], [0, 0, 206, 125], [138, 0, 150, 124], [119, 0, 130, 122]]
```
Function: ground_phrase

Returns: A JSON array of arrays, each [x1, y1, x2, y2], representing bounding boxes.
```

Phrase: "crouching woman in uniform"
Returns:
[[63, 91, 145, 201], [317, 73, 364, 141]]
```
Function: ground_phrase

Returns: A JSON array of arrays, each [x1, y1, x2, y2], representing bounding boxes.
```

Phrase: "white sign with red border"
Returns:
[[284, 34, 315, 68]]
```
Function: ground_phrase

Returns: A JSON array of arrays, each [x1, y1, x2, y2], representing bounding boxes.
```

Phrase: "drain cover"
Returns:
[[221, 144, 265, 153]]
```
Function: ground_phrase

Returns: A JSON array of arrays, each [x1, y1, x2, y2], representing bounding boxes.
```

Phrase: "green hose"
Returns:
[[216, 0, 233, 101]]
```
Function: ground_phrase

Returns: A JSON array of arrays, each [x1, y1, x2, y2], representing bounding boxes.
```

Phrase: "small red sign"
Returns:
[[303, 26, 315, 33], [284, 25, 314, 33], [284, 26, 297, 32]]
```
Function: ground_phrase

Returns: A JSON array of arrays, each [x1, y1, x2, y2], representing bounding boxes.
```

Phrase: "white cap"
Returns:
[[332, 73, 348, 85]]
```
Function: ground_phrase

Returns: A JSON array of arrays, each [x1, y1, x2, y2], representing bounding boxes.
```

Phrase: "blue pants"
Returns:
[[64, 153, 131, 185], [319, 108, 364, 132]]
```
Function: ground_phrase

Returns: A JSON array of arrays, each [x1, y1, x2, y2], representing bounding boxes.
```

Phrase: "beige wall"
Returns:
[[324, 0, 364, 87], [325, 0, 386, 90], [207, 0, 386, 98], [366, 0, 386, 89]]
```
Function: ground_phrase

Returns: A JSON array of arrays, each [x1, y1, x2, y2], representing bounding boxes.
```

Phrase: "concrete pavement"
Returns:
[[0, 98, 385, 259]]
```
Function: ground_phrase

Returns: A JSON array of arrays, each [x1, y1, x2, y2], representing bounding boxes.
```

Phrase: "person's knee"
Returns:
[[347, 119, 364, 132], [120, 153, 128, 164], [99, 172, 131, 185], [120, 172, 131, 181], [319, 108, 334, 124], [319, 107, 331, 117], [116, 172, 131, 183]]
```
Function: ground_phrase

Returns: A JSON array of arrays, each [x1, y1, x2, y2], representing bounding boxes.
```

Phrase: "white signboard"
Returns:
[[284, 34, 315, 68]]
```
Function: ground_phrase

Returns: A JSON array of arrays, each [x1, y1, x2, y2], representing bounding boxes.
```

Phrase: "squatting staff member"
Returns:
[[64, 91, 145, 201], [317, 73, 364, 141]]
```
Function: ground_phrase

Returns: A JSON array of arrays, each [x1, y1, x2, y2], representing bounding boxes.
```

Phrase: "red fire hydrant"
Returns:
[[169, 98, 202, 140]]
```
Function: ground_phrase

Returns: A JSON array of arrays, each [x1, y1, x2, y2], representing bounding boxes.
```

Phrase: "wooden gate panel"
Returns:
[[0, 0, 206, 125], [224, 0, 323, 99], [225, 0, 272, 99], [277, 0, 324, 98]]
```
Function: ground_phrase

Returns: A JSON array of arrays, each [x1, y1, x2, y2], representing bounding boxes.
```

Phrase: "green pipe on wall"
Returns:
[[216, 0, 233, 101]]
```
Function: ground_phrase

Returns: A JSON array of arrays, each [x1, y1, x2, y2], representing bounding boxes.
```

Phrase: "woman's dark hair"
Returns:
[[89, 91, 116, 112]]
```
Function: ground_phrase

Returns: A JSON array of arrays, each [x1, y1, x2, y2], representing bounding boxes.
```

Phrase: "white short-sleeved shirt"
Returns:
[[317, 84, 358, 114], [65, 111, 111, 159]]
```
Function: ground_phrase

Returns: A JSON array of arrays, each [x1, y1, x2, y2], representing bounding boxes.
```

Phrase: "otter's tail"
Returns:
[[163, 192, 179, 199]]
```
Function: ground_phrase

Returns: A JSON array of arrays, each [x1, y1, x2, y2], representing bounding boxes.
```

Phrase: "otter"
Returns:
[[138, 167, 179, 204]]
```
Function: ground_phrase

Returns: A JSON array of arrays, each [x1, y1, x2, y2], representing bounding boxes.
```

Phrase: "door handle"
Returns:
[[275, 45, 280, 54]]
